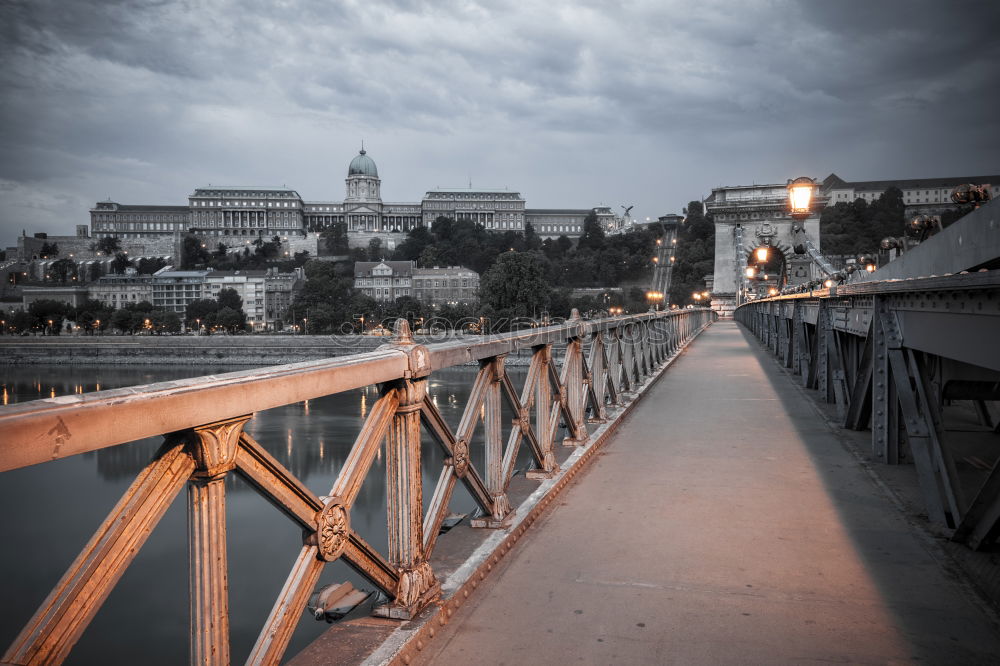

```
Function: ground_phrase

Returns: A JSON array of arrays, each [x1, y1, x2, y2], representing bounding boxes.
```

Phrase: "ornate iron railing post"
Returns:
[[470, 355, 515, 528], [526, 344, 560, 479], [186, 415, 251, 666], [375, 320, 440, 619]]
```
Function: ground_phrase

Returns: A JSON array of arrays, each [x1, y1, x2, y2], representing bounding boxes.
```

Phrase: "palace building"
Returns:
[[88, 148, 626, 245]]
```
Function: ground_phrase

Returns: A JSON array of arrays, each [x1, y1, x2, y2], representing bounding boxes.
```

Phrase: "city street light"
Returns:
[[787, 176, 815, 218], [745, 267, 756, 279], [755, 246, 769, 263]]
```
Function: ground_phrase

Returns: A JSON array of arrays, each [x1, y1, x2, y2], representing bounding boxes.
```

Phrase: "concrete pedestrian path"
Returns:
[[416, 321, 1000, 665]]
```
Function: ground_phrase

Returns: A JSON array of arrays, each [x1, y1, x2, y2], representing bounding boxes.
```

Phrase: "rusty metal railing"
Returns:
[[1, 308, 714, 665]]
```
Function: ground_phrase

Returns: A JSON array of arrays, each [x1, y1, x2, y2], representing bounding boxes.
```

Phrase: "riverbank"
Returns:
[[0, 334, 540, 365]]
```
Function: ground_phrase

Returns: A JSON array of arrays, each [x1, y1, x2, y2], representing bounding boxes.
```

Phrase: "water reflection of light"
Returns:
[[2, 388, 7, 406], [286, 430, 293, 457], [50, 388, 56, 398], [360, 393, 367, 419], [319, 439, 324, 460], [96, 383, 101, 392], [433, 395, 439, 408], [303, 399, 310, 416]]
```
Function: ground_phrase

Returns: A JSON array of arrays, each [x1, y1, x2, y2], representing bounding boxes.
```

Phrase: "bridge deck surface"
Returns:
[[416, 321, 1000, 665]]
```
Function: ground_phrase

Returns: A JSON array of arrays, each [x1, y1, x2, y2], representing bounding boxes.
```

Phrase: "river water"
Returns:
[[0, 364, 531, 664]]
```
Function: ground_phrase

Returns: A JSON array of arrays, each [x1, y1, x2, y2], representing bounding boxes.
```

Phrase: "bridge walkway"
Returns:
[[414, 321, 1000, 664]]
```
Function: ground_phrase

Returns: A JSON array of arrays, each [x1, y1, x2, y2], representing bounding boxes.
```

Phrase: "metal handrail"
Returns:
[[1, 308, 714, 665]]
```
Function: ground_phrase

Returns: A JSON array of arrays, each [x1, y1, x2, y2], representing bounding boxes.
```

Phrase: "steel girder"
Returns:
[[735, 270, 1000, 550]]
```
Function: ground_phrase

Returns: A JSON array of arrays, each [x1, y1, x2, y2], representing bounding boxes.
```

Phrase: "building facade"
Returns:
[[421, 189, 526, 231], [412, 266, 479, 305], [86, 267, 302, 330], [86, 148, 620, 243], [354, 261, 479, 306], [353, 261, 415, 302], [88, 271, 154, 310], [90, 202, 189, 240], [822, 174, 1000, 220]]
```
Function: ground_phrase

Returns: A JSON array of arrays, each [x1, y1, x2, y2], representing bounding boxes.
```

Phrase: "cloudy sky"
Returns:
[[1, 0, 997, 244]]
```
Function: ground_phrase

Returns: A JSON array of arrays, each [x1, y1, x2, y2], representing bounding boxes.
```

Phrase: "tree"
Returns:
[[186, 298, 219, 327], [181, 236, 210, 269], [368, 237, 384, 261], [96, 236, 122, 256], [50, 258, 77, 283], [479, 251, 552, 325], [111, 308, 134, 333], [39, 242, 60, 258], [523, 222, 543, 251], [394, 226, 434, 261], [320, 222, 350, 255], [28, 299, 71, 334], [668, 201, 715, 306], [576, 211, 606, 252], [111, 252, 132, 274], [216, 306, 246, 333], [217, 287, 243, 311], [213, 242, 229, 258], [136, 257, 168, 275], [151, 310, 182, 334]]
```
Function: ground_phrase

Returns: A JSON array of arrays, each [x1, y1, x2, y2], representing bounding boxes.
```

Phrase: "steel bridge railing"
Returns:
[[1, 308, 714, 665], [736, 270, 1000, 550]]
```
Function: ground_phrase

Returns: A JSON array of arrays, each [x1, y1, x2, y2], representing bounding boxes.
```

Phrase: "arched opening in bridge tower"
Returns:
[[746, 247, 787, 298]]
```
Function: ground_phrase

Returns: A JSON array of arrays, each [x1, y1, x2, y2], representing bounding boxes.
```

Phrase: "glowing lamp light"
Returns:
[[755, 246, 769, 263], [745, 267, 756, 279], [768, 287, 779, 296], [823, 279, 834, 288], [866, 263, 876, 272], [787, 176, 815, 217]]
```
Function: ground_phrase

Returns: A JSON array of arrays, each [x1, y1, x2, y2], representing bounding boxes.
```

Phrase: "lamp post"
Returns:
[[787, 177, 815, 219]]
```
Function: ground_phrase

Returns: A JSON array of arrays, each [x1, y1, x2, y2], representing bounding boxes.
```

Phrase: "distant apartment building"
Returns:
[[86, 267, 303, 330], [354, 261, 479, 306], [88, 271, 154, 309], [412, 266, 479, 305], [353, 261, 415, 302], [151, 271, 209, 315]]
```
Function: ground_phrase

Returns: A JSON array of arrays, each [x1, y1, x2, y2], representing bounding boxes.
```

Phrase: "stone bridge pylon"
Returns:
[[705, 181, 825, 318]]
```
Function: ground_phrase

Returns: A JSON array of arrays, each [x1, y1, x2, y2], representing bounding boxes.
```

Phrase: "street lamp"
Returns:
[[745, 267, 756, 279], [787, 177, 815, 218], [754, 246, 770, 263]]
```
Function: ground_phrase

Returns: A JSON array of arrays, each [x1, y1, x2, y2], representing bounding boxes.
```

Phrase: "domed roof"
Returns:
[[348, 149, 378, 178]]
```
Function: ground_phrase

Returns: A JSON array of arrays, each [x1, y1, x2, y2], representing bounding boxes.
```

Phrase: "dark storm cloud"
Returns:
[[0, 0, 997, 241]]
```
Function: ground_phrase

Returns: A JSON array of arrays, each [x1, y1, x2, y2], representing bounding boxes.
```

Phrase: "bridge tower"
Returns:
[[705, 181, 825, 318]]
